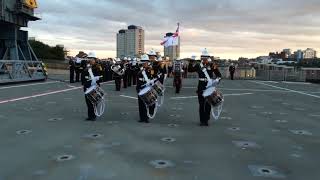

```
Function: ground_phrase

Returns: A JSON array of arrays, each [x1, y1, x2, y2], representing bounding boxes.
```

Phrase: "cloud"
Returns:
[[27, 0, 320, 59]]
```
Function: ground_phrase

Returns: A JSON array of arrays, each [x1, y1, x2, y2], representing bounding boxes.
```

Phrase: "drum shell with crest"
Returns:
[[152, 81, 165, 96], [202, 87, 224, 107], [138, 86, 159, 107], [85, 86, 105, 105]]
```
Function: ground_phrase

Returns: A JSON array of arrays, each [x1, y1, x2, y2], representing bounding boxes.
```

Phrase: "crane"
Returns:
[[0, 0, 47, 84]]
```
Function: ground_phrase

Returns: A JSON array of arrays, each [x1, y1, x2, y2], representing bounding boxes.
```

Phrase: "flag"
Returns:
[[161, 23, 180, 47]]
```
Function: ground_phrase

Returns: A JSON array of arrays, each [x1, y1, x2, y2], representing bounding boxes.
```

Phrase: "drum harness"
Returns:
[[85, 67, 106, 117], [200, 63, 224, 120], [141, 69, 166, 107], [139, 68, 167, 119]]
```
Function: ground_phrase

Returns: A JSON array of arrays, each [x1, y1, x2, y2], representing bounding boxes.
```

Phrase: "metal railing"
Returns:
[[184, 67, 256, 80], [181, 66, 320, 82], [0, 60, 46, 83]]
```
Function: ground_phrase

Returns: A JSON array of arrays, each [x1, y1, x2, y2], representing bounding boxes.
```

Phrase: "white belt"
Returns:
[[139, 78, 146, 81], [199, 78, 208, 82]]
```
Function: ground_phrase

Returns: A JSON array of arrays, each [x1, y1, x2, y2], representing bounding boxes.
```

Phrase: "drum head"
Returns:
[[139, 86, 152, 96], [203, 87, 216, 97]]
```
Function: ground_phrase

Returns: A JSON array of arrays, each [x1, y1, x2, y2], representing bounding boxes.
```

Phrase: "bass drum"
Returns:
[[202, 87, 223, 107], [138, 86, 158, 107]]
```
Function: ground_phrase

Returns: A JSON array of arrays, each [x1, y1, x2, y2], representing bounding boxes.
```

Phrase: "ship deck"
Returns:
[[0, 73, 320, 180]]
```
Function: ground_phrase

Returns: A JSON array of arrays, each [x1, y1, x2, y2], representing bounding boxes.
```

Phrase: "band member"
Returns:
[[69, 57, 75, 83], [229, 63, 236, 80], [148, 50, 167, 84], [83, 52, 101, 121], [122, 57, 128, 88], [157, 56, 168, 84], [96, 60, 103, 81], [75, 57, 82, 82], [132, 58, 139, 86], [127, 57, 132, 87], [136, 54, 155, 123], [112, 58, 124, 91], [105, 59, 113, 81], [188, 49, 222, 127], [80, 58, 87, 85], [173, 58, 183, 94]]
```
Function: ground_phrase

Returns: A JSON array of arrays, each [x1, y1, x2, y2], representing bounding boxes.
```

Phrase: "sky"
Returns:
[[27, 0, 320, 59]]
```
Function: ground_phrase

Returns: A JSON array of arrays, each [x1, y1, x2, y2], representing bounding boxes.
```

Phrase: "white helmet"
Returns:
[[140, 54, 150, 61], [208, 58, 212, 62], [123, 57, 128, 61], [147, 49, 157, 56], [116, 58, 121, 62], [191, 55, 197, 60], [132, 58, 137, 65], [201, 48, 210, 57], [87, 52, 97, 58], [176, 57, 181, 61], [127, 57, 132, 61]]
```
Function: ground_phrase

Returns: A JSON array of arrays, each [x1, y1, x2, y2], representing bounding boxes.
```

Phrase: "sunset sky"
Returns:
[[27, 0, 320, 59]]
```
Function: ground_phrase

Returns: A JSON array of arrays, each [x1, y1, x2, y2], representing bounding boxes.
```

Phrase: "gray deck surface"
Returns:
[[0, 74, 319, 180]]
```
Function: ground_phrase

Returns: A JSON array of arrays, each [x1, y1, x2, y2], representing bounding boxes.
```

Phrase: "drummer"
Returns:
[[83, 52, 101, 121], [188, 49, 222, 126], [136, 54, 155, 123]]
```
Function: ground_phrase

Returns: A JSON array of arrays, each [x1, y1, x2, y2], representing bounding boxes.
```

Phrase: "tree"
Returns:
[[29, 40, 65, 60]]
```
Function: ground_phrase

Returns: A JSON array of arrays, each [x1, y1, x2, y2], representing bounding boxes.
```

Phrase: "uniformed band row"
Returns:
[[72, 49, 222, 127]]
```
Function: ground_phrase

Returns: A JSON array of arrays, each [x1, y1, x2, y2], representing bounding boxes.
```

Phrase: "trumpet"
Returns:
[[111, 65, 125, 76]]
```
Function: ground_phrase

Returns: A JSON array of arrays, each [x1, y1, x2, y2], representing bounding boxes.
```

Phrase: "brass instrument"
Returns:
[[111, 64, 125, 76]]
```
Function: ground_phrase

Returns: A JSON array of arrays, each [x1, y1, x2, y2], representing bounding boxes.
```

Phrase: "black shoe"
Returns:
[[86, 118, 96, 121], [139, 120, 150, 123], [200, 123, 209, 127]]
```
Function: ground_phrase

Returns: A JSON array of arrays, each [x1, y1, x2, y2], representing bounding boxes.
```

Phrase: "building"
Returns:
[[163, 32, 180, 60], [303, 48, 317, 59], [117, 25, 145, 58], [117, 30, 126, 58], [282, 49, 292, 58], [294, 50, 304, 62]]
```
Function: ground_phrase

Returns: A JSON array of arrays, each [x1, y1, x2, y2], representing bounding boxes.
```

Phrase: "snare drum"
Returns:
[[202, 87, 223, 107], [138, 86, 158, 107], [85, 86, 105, 105], [152, 81, 165, 96]]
